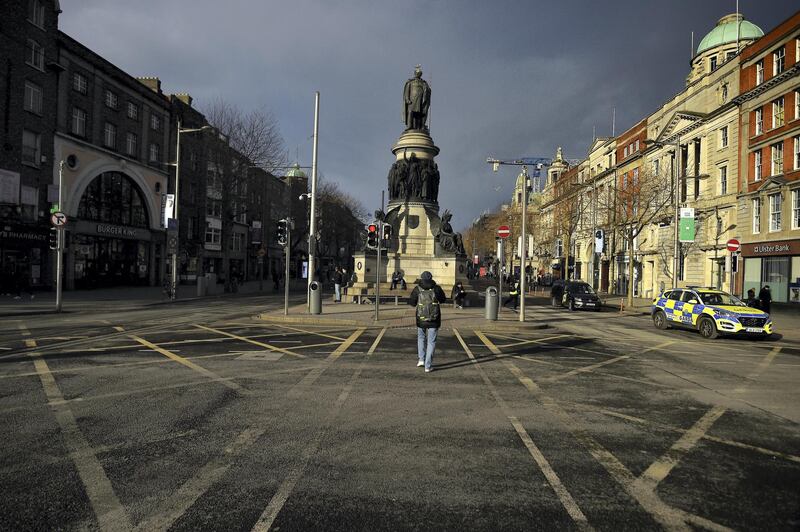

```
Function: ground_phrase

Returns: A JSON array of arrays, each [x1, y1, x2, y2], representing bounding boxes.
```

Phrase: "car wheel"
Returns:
[[698, 316, 718, 339], [568, 299, 575, 311], [653, 310, 669, 330]]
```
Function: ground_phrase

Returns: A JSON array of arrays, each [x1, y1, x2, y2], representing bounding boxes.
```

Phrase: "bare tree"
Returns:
[[598, 165, 672, 307], [203, 96, 287, 172], [550, 173, 587, 281]]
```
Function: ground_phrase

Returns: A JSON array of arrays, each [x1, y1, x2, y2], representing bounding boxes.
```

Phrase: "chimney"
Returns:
[[173, 93, 193, 106], [136, 76, 162, 94]]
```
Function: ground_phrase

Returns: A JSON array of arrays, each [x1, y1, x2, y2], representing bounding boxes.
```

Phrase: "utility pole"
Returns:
[[284, 219, 291, 316], [519, 166, 528, 322], [307, 92, 320, 304]]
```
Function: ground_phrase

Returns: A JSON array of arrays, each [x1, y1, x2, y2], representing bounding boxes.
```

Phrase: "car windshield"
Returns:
[[698, 292, 745, 307], [569, 284, 594, 294]]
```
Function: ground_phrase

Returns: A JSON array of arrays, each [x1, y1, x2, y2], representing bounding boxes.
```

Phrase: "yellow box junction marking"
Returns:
[[474, 330, 724, 531], [368, 327, 387, 355], [453, 329, 592, 530], [193, 324, 306, 358], [287, 328, 365, 397], [27, 338, 131, 531], [130, 335, 246, 394]]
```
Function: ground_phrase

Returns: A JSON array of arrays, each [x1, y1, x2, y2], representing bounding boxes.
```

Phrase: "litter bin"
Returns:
[[485, 286, 498, 321], [309, 281, 322, 315]]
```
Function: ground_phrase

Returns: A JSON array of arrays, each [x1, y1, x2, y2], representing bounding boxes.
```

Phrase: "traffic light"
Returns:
[[366, 223, 378, 249], [276, 219, 288, 246], [48, 228, 58, 250], [382, 224, 393, 242]]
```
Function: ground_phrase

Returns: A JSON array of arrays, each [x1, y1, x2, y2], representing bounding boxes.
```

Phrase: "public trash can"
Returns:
[[309, 281, 322, 315], [485, 286, 498, 321]]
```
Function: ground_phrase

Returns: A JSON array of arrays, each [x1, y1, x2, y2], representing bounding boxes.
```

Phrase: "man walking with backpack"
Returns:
[[408, 271, 447, 373]]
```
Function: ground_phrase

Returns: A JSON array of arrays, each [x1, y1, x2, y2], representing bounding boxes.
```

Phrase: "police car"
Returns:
[[651, 287, 773, 339]]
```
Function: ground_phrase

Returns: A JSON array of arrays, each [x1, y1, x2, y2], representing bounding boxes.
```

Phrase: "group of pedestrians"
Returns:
[[745, 285, 773, 314]]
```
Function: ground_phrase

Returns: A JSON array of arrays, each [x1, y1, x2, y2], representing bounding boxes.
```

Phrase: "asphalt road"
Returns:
[[1, 297, 799, 531]]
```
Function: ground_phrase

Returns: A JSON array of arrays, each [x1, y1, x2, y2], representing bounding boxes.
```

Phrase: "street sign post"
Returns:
[[50, 211, 67, 226], [497, 225, 510, 239], [726, 238, 740, 252]]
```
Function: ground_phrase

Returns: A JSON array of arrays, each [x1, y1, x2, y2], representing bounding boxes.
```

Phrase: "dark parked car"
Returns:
[[556, 281, 602, 311]]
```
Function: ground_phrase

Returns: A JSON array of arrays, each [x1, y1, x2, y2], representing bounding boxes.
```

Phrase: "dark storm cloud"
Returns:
[[60, 0, 799, 228]]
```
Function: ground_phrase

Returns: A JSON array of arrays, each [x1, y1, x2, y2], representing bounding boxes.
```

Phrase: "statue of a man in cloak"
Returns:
[[403, 65, 431, 131]]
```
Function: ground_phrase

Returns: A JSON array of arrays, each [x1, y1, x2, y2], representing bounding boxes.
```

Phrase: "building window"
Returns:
[[71, 107, 86, 137], [771, 142, 784, 176], [793, 189, 800, 230], [23, 81, 42, 115], [755, 108, 763, 135], [205, 227, 221, 246], [623, 146, 628, 158], [719, 126, 728, 148], [754, 150, 762, 181], [27, 40, 44, 70], [230, 232, 243, 252], [103, 122, 117, 149], [709, 56, 717, 71], [752, 198, 761, 233], [72, 72, 87, 94], [150, 114, 161, 131], [773, 47, 785, 76], [769, 193, 782, 232], [719, 166, 727, 195], [104, 90, 118, 110], [756, 60, 764, 84], [28, 0, 45, 27], [795, 136, 800, 171], [22, 129, 41, 166], [635, 139, 639, 152], [652, 159, 660, 176], [773, 97, 784, 128], [127, 102, 138, 120], [149, 143, 160, 163], [206, 200, 222, 217], [126, 132, 138, 157], [77, 171, 150, 228], [795, 90, 800, 121]]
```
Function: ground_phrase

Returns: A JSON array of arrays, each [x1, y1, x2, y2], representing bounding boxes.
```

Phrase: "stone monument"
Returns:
[[352, 65, 468, 294]]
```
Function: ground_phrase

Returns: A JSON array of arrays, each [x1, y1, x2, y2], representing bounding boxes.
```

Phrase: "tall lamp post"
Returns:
[[518, 166, 529, 322], [307, 92, 320, 304], [172, 120, 211, 299]]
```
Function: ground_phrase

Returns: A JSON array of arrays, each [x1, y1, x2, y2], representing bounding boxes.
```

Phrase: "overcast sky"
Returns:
[[61, 1, 798, 229]]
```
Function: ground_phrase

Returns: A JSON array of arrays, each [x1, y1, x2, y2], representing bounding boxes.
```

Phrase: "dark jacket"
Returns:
[[333, 271, 343, 285], [408, 279, 447, 328]]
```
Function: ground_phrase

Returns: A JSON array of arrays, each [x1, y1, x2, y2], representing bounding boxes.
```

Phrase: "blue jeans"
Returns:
[[417, 327, 438, 370], [334, 283, 341, 302]]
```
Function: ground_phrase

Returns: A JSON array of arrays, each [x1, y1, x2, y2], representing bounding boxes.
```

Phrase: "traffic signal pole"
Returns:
[[375, 191, 384, 322], [56, 161, 64, 312], [284, 222, 291, 316]]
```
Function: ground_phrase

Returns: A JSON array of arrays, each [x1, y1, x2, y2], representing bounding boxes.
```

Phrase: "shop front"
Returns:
[[0, 222, 51, 292], [67, 170, 160, 289], [741, 238, 800, 304]]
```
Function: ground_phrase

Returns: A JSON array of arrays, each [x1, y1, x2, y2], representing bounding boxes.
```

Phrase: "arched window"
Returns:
[[78, 172, 149, 228]]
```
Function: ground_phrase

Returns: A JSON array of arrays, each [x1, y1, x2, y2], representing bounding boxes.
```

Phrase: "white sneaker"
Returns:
[[417, 360, 425, 367], [425, 367, 433, 373]]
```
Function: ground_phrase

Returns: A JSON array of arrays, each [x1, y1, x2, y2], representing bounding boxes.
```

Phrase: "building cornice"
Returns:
[[733, 63, 800, 105]]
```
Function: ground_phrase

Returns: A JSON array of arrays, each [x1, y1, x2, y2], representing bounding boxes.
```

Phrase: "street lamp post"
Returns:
[[307, 92, 320, 305], [172, 119, 211, 300], [519, 166, 529, 322]]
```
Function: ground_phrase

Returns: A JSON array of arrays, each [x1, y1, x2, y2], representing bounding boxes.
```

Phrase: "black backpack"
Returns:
[[417, 288, 440, 322]]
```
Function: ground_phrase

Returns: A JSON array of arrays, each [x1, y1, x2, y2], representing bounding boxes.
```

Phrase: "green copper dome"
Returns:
[[285, 163, 307, 178], [696, 14, 763, 55]]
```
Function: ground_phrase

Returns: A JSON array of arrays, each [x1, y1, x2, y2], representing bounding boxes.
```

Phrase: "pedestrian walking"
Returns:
[[504, 278, 520, 310], [272, 267, 281, 291], [451, 281, 466, 309], [408, 271, 446, 373], [758, 285, 772, 314], [333, 266, 343, 303], [745, 288, 759, 309]]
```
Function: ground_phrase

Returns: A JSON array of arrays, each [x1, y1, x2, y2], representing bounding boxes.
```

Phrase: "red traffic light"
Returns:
[[367, 224, 378, 233]]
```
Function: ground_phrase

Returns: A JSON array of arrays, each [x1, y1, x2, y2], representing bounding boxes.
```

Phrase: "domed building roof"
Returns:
[[284, 162, 307, 178], [696, 14, 763, 56]]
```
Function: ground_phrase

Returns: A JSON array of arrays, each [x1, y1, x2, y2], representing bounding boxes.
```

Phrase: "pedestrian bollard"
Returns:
[[485, 286, 498, 321], [309, 281, 322, 315]]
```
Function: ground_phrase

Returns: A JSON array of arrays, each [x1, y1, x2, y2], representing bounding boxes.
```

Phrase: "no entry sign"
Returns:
[[726, 238, 740, 252], [497, 225, 511, 239]]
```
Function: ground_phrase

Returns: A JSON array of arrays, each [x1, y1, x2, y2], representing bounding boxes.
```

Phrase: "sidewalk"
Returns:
[[0, 280, 303, 317]]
